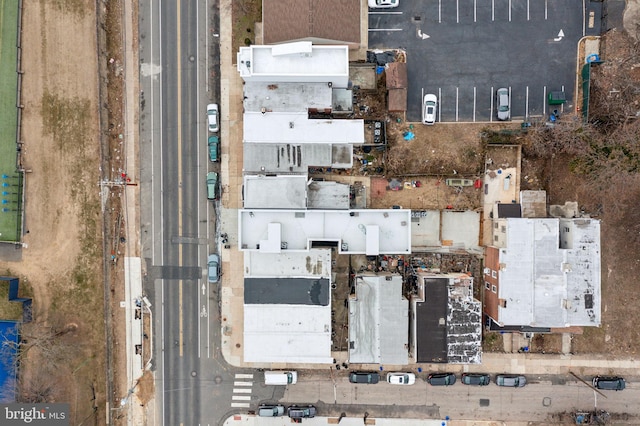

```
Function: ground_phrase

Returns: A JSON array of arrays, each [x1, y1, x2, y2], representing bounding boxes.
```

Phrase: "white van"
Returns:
[[264, 371, 297, 385]]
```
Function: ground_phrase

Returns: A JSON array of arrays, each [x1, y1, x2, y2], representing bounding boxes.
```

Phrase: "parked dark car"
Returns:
[[349, 371, 380, 384], [427, 372, 456, 386], [461, 373, 491, 386], [287, 405, 316, 419], [593, 376, 625, 391], [495, 374, 526, 387]]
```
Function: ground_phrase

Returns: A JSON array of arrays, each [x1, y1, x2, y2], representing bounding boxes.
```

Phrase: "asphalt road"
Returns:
[[137, 0, 255, 424], [280, 374, 639, 422]]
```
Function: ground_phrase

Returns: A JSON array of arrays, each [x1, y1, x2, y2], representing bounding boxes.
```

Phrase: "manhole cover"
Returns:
[[479, 398, 490, 407], [543, 397, 552, 407]]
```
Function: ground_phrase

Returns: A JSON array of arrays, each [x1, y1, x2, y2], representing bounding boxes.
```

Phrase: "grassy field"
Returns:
[[0, 0, 22, 242]]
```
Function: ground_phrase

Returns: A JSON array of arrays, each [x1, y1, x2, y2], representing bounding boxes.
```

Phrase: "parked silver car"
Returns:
[[495, 374, 526, 387], [496, 88, 510, 121], [368, 0, 399, 8]]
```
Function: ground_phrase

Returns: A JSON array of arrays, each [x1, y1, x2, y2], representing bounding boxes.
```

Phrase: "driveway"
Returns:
[[369, 0, 587, 122]]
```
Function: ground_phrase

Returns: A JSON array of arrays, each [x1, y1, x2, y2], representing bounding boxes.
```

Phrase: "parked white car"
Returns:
[[368, 0, 399, 9], [386, 372, 416, 385], [423, 94, 437, 125], [207, 103, 219, 132]]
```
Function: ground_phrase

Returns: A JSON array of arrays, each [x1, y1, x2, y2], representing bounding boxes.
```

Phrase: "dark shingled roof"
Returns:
[[263, 0, 361, 47], [244, 277, 330, 305]]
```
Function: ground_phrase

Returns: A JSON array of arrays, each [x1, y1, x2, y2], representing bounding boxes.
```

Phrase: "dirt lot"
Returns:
[[0, 0, 129, 423]]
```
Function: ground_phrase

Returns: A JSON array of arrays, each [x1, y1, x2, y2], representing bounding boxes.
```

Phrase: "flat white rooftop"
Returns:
[[244, 249, 332, 278], [239, 209, 412, 255], [498, 218, 601, 328], [244, 304, 333, 364], [237, 43, 349, 85], [243, 112, 365, 144]]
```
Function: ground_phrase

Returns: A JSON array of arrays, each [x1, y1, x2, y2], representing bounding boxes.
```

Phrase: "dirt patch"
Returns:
[[232, 0, 262, 56]]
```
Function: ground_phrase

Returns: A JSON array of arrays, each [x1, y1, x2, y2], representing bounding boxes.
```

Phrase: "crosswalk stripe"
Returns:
[[232, 395, 251, 401], [235, 373, 254, 379], [233, 381, 253, 387], [231, 402, 250, 408], [233, 388, 252, 394]]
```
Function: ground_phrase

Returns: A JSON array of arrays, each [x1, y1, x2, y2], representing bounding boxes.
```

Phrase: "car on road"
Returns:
[[461, 373, 491, 386], [495, 374, 526, 387], [387, 372, 415, 385], [206, 171, 218, 200], [368, 0, 399, 8], [593, 376, 625, 391], [208, 135, 219, 162], [496, 88, 510, 120], [258, 405, 284, 417], [349, 371, 380, 384], [427, 372, 456, 386], [423, 93, 437, 125], [287, 405, 316, 419], [207, 254, 220, 283], [207, 103, 219, 132]]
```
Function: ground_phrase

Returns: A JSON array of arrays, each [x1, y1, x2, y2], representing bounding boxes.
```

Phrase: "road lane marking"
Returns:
[[232, 395, 251, 400], [235, 373, 254, 379], [231, 403, 250, 408], [234, 381, 253, 387], [233, 388, 252, 394], [177, 0, 184, 358]]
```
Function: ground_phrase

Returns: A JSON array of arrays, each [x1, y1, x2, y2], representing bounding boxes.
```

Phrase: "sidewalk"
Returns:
[[223, 414, 521, 426]]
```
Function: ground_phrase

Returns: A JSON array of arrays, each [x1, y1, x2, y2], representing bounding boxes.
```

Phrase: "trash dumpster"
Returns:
[[548, 91, 566, 105]]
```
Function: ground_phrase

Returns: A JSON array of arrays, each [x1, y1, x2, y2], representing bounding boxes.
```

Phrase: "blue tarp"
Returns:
[[0, 320, 19, 402]]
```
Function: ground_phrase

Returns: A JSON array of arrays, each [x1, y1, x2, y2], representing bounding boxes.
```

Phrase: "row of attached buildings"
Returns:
[[235, 42, 600, 367]]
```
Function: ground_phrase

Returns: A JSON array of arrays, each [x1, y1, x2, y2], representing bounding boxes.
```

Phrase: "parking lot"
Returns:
[[368, 0, 588, 122]]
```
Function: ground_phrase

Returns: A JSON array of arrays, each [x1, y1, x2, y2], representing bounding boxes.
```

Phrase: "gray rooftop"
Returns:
[[348, 274, 409, 365], [243, 112, 365, 144], [413, 274, 482, 364], [307, 181, 350, 209], [243, 82, 333, 113], [243, 143, 353, 173], [498, 218, 601, 328], [244, 277, 330, 305]]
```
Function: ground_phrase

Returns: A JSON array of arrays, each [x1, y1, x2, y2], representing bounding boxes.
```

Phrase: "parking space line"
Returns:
[[439, 0, 442, 23], [525, 86, 529, 119], [438, 88, 442, 122], [492, 0, 495, 21], [543, 86, 547, 116], [545, 0, 548, 20], [473, 87, 477, 122], [231, 403, 250, 408], [369, 12, 403, 15], [527, 0, 530, 20], [474, 0, 477, 22], [456, 87, 459, 122], [368, 28, 403, 32], [561, 85, 565, 113], [509, 0, 512, 22], [457, 0, 459, 23], [490, 86, 494, 122]]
